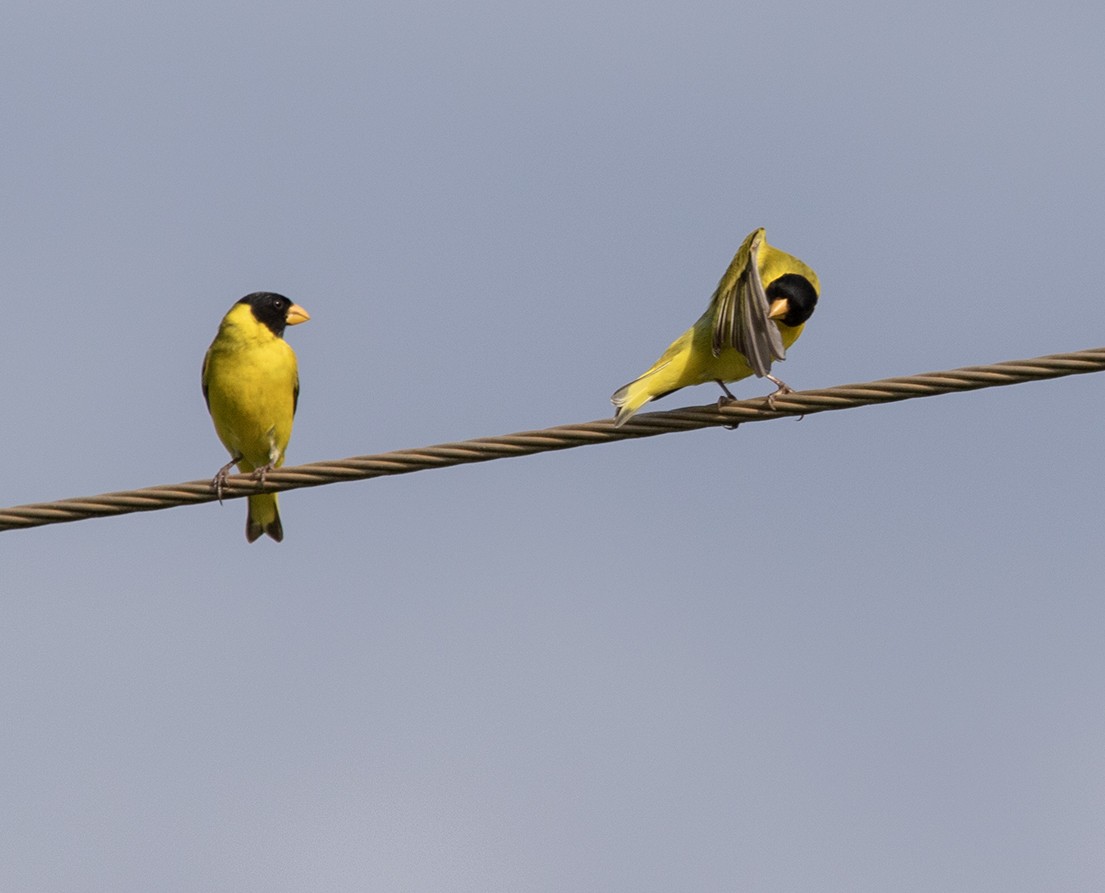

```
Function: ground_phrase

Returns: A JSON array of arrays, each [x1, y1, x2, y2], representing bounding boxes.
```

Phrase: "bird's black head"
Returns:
[[239, 292, 296, 337], [767, 274, 819, 327]]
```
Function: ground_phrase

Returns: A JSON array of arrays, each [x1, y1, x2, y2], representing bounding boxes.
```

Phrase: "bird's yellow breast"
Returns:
[[203, 305, 299, 470]]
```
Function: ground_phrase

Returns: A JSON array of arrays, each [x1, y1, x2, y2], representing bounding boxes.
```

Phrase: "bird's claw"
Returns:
[[252, 464, 276, 487], [210, 457, 241, 505], [765, 389, 790, 410], [715, 380, 742, 429], [716, 396, 741, 430], [764, 375, 793, 411]]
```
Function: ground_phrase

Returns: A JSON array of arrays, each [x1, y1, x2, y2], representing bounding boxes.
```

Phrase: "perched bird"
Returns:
[[202, 292, 310, 542], [611, 228, 819, 426]]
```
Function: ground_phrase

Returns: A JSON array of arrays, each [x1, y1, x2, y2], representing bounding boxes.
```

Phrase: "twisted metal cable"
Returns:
[[3, 346, 1104, 533]]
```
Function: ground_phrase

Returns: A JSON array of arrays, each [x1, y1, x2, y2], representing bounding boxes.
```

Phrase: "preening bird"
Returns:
[[202, 292, 310, 542], [610, 227, 819, 426]]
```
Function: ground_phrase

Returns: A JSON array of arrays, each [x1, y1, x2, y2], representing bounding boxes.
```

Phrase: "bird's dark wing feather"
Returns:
[[711, 234, 785, 377]]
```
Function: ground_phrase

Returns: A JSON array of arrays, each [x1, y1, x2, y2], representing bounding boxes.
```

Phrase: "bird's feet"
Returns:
[[252, 463, 276, 487], [210, 457, 241, 504], [715, 380, 741, 429], [764, 374, 793, 411]]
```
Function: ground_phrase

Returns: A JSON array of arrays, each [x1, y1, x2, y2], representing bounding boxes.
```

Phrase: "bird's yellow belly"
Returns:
[[205, 352, 295, 469]]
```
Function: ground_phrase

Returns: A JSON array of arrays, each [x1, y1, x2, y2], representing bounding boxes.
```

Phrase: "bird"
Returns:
[[610, 228, 819, 426], [202, 292, 310, 542]]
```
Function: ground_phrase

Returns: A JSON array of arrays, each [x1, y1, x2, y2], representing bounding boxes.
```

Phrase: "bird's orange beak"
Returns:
[[767, 298, 789, 320], [286, 304, 311, 325]]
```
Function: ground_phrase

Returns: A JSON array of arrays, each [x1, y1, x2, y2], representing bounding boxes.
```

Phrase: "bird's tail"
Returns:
[[246, 493, 283, 543], [611, 375, 658, 427], [611, 333, 688, 427]]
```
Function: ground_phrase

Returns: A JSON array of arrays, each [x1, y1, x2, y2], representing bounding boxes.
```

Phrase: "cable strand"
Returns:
[[3, 346, 1103, 532]]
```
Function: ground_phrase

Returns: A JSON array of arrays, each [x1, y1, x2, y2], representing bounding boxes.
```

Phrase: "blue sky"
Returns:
[[4, 2, 1105, 890]]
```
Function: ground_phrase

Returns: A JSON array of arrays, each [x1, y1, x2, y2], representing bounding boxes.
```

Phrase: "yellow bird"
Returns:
[[202, 292, 310, 542], [611, 228, 819, 426]]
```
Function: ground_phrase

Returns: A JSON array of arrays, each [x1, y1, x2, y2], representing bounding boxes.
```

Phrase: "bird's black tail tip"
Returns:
[[246, 514, 284, 543]]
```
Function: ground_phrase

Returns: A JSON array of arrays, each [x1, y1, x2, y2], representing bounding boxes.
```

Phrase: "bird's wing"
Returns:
[[201, 348, 212, 410], [710, 231, 785, 377]]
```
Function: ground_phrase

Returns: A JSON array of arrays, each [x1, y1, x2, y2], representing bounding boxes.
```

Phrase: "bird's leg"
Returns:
[[251, 434, 281, 487], [211, 456, 242, 504], [715, 379, 738, 405], [764, 374, 793, 411], [715, 380, 741, 429]]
